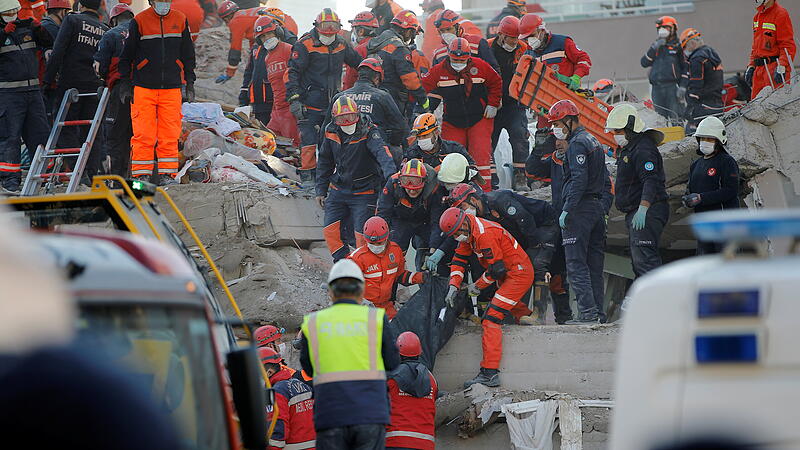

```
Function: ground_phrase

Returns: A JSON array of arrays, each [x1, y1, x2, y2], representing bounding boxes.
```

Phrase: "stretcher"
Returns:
[[509, 54, 616, 149]]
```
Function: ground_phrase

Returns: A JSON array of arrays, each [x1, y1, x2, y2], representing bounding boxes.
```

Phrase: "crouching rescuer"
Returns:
[[440, 207, 534, 388]]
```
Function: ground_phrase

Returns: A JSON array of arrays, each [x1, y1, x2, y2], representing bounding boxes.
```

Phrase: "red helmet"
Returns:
[[315, 8, 342, 36], [391, 9, 421, 31], [358, 57, 384, 83], [397, 331, 422, 357], [46, 0, 71, 10], [109, 2, 132, 18], [217, 0, 239, 20], [434, 9, 461, 30], [593, 78, 613, 93], [439, 207, 467, 236], [546, 99, 580, 123], [448, 37, 471, 63], [331, 96, 360, 126], [253, 16, 278, 38], [254, 325, 283, 347], [349, 11, 379, 28], [518, 13, 545, 39], [655, 15, 677, 30], [448, 183, 478, 207], [257, 347, 282, 365], [363, 216, 389, 243], [497, 15, 520, 38], [399, 159, 427, 191]]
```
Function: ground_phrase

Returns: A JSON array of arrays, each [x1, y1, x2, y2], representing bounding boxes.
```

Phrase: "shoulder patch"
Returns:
[[644, 161, 654, 171], [470, 67, 479, 75], [576, 154, 586, 165], [707, 167, 716, 176], [507, 206, 516, 215], [291, 50, 299, 59]]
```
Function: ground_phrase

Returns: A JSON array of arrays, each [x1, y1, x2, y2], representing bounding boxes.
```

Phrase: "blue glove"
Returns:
[[215, 73, 232, 84], [632, 205, 648, 231], [559, 211, 568, 229], [425, 249, 445, 271]]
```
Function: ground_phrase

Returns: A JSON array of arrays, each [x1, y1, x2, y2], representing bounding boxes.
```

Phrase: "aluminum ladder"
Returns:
[[21, 87, 110, 196]]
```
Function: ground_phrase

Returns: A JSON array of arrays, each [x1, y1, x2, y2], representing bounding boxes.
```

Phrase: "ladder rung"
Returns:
[[61, 120, 92, 126], [50, 148, 81, 155], [77, 92, 99, 97], [36, 172, 73, 179]]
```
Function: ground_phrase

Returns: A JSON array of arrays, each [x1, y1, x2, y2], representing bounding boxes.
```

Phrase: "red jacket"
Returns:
[[528, 33, 591, 78], [348, 242, 423, 319], [386, 361, 438, 450], [750, 1, 796, 69], [18, 0, 45, 21], [343, 38, 370, 90], [264, 41, 291, 110], [421, 9, 443, 65], [267, 368, 316, 450], [171, 0, 204, 41], [225, 6, 267, 76], [449, 214, 532, 289]]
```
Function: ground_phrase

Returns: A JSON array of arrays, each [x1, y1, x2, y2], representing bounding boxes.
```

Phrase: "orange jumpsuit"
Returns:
[[171, 0, 204, 41], [18, 0, 45, 21], [449, 215, 533, 370], [348, 242, 423, 319], [750, 1, 796, 98], [225, 6, 267, 77], [421, 8, 443, 65]]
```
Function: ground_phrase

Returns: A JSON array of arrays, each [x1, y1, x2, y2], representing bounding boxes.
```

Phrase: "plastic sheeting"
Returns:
[[494, 129, 513, 190], [502, 400, 559, 450]]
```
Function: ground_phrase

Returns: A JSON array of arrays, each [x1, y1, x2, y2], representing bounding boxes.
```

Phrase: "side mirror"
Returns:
[[227, 347, 268, 449]]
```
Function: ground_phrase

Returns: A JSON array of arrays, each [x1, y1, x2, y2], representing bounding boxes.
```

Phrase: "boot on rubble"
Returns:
[[298, 169, 316, 187], [513, 168, 530, 191], [464, 368, 500, 388]]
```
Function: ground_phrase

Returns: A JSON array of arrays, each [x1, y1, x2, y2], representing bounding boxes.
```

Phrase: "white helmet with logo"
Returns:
[[694, 116, 727, 144], [327, 259, 365, 285]]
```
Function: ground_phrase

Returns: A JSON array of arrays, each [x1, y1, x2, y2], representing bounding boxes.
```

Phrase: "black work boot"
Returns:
[[298, 169, 316, 188], [513, 168, 530, 191], [464, 368, 500, 388]]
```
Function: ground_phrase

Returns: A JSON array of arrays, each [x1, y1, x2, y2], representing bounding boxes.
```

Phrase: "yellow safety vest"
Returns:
[[301, 303, 385, 385]]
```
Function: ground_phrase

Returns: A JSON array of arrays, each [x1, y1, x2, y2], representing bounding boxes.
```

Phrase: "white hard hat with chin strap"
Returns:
[[328, 259, 365, 285], [605, 103, 645, 133], [694, 116, 727, 144], [438, 152, 469, 184], [0, 0, 20, 14]]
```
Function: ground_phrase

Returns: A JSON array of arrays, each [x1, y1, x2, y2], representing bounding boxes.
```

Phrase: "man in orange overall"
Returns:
[[440, 206, 534, 388], [348, 215, 426, 319], [215, 0, 265, 82], [746, 0, 795, 99]]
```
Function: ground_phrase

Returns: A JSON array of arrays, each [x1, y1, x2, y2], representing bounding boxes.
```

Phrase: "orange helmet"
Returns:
[[358, 57, 384, 83], [217, 0, 238, 20], [257, 347, 282, 365], [448, 37, 471, 63], [254, 325, 283, 347], [448, 183, 478, 207], [434, 9, 461, 30], [363, 216, 390, 243], [593, 78, 613, 92], [349, 10, 378, 28], [253, 15, 278, 38], [497, 15, 520, 37], [680, 27, 701, 48], [412, 113, 438, 136], [397, 331, 422, 357], [399, 159, 427, 191], [315, 8, 342, 36], [655, 15, 677, 30], [391, 9, 421, 31], [518, 13, 545, 39], [263, 7, 286, 26], [507, 0, 526, 6], [439, 207, 468, 236], [546, 99, 580, 122], [331, 96, 360, 126]]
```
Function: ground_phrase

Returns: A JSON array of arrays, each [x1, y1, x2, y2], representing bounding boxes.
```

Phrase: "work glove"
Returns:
[[483, 105, 498, 119], [444, 285, 458, 308], [238, 88, 249, 107], [676, 86, 687, 101], [568, 74, 582, 91], [290, 100, 306, 121], [215, 73, 231, 84], [681, 193, 702, 208], [774, 65, 787, 85], [631, 205, 649, 231], [425, 249, 445, 271], [559, 211, 568, 229], [745, 66, 755, 87], [466, 283, 481, 297], [419, 97, 430, 112], [4, 21, 16, 34], [118, 79, 133, 104], [652, 38, 666, 50], [315, 195, 325, 209], [182, 82, 195, 103]]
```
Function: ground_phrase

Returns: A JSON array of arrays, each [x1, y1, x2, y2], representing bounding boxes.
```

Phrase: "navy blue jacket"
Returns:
[[614, 131, 668, 213], [93, 22, 127, 89], [377, 168, 448, 249], [40, 16, 60, 40], [315, 117, 398, 197], [641, 37, 687, 85], [485, 6, 521, 39], [687, 149, 740, 213], [240, 46, 272, 105], [686, 45, 723, 108], [562, 126, 606, 212], [328, 79, 407, 147], [366, 29, 427, 108], [44, 10, 107, 90], [481, 190, 556, 248], [404, 138, 474, 169], [0, 18, 52, 92]]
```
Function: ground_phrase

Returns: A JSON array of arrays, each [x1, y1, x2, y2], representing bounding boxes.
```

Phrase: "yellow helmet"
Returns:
[[605, 103, 645, 133]]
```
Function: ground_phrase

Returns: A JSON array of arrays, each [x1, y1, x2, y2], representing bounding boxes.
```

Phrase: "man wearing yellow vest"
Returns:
[[300, 259, 400, 449]]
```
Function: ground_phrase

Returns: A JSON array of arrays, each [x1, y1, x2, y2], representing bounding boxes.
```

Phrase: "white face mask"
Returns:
[[340, 123, 357, 135], [552, 126, 567, 140], [464, 207, 476, 216], [527, 37, 541, 49], [153, 2, 170, 15], [501, 42, 516, 52], [277, 342, 286, 355], [263, 37, 279, 50], [368, 243, 386, 254], [699, 141, 716, 155], [614, 134, 628, 147], [441, 32, 457, 45], [319, 33, 336, 45], [754, 0, 766, 7], [2, 12, 17, 22], [657, 27, 670, 38], [418, 137, 435, 151], [454, 234, 468, 242], [450, 61, 467, 72]]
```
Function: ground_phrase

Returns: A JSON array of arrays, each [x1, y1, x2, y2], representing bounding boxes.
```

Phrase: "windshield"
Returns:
[[76, 303, 230, 450]]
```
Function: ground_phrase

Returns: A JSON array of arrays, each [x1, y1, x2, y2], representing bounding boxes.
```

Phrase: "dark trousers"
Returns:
[[317, 423, 386, 450], [548, 227, 573, 323], [525, 222, 558, 317], [298, 108, 326, 170], [390, 220, 430, 271], [685, 99, 723, 131], [0, 90, 49, 190], [491, 104, 530, 168], [651, 82, 681, 120], [106, 84, 133, 177], [625, 200, 669, 278], [56, 86, 105, 179], [252, 101, 272, 126], [562, 199, 606, 321], [323, 189, 378, 261], [697, 240, 723, 255]]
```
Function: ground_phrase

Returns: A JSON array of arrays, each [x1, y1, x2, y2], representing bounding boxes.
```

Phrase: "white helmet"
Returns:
[[327, 259, 365, 285], [605, 103, 645, 133], [0, 0, 20, 13], [438, 153, 469, 184], [694, 116, 727, 144]]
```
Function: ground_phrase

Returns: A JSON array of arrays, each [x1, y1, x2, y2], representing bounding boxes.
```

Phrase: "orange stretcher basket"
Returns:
[[510, 54, 616, 149]]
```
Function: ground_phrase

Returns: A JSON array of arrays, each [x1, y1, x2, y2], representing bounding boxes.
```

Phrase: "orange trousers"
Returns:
[[751, 61, 792, 99], [441, 117, 494, 192], [130, 86, 182, 178], [481, 268, 534, 370]]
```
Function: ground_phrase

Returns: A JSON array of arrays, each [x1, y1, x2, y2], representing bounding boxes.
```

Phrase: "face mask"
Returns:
[[368, 243, 386, 254], [657, 27, 670, 38], [501, 42, 516, 52], [153, 2, 170, 15], [754, 0, 766, 7], [454, 234, 468, 242], [450, 61, 467, 72], [3, 12, 17, 22], [418, 137, 435, 151], [340, 123, 357, 135], [527, 37, 541, 49], [464, 207, 476, 216], [552, 126, 567, 140], [277, 342, 286, 355], [614, 134, 628, 147], [699, 141, 715, 155], [441, 32, 456, 45], [263, 37, 279, 50], [319, 34, 336, 45]]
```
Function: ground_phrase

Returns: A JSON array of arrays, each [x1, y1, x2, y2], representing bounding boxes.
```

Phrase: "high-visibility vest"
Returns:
[[301, 303, 385, 385]]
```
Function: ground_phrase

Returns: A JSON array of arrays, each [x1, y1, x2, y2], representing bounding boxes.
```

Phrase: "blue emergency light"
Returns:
[[695, 334, 758, 364], [690, 209, 800, 243], [697, 290, 760, 318]]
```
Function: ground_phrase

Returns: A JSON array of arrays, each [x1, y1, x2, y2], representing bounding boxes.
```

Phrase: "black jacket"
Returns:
[[686, 45, 723, 108], [44, 11, 107, 90], [485, 6, 521, 39], [0, 18, 52, 92], [240, 46, 272, 105], [404, 138, 474, 169], [377, 168, 448, 249], [366, 29, 427, 108], [614, 131, 668, 213], [93, 22, 127, 89], [481, 190, 556, 248], [389, 360, 432, 398], [562, 127, 606, 212], [641, 37, 687, 85], [328, 79, 407, 147], [687, 149, 740, 213], [40, 16, 60, 40]]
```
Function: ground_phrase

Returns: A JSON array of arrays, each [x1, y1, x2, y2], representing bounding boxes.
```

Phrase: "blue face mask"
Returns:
[[153, 2, 170, 15]]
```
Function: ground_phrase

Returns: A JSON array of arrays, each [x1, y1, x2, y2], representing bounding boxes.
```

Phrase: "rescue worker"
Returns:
[[287, 8, 362, 185], [747, 0, 796, 99], [348, 215, 426, 319], [489, 15, 531, 191], [41, 0, 69, 39], [386, 331, 438, 450], [404, 113, 474, 169], [258, 347, 316, 450], [419, 0, 443, 63], [486, 0, 525, 39], [367, 10, 430, 121], [255, 324, 314, 387], [377, 159, 448, 265], [299, 259, 400, 449], [680, 28, 723, 130], [316, 95, 397, 262], [43, 0, 107, 181], [118, 0, 195, 184], [436, 151, 482, 191], [18, 0, 43, 20], [431, 9, 497, 71], [0, 0, 52, 193], [330, 58, 407, 163], [549, 100, 606, 324], [422, 37, 502, 191], [93, 2, 133, 177], [684, 116, 740, 255], [170, 0, 202, 41], [519, 13, 591, 91], [606, 104, 668, 278], [215, 1, 265, 82], [448, 183, 557, 324], [369, 0, 402, 34], [440, 207, 534, 387], [264, 7, 297, 36], [641, 16, 687, 120], [342, 11, 379, 90]]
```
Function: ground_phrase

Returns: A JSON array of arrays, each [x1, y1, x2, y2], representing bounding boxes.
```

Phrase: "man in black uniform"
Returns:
[[485, 0, 525, 40], [605, 104, 669, 278], [640, 16, 687, 120], [404, 112, 473, 169], [41, 0, 69, 39], [680, 28, 723, 131]]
